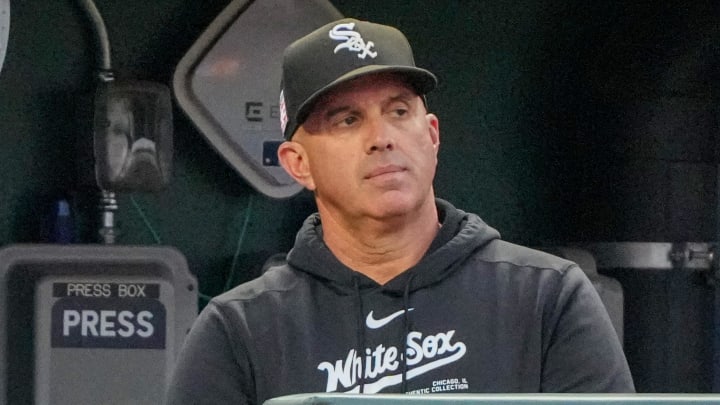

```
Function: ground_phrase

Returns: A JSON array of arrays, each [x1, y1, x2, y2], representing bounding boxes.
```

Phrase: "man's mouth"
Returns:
[[365, 165, 405, 179]]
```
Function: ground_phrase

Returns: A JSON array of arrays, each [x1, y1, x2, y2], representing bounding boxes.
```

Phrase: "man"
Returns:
[[166, 18, 634, 404]]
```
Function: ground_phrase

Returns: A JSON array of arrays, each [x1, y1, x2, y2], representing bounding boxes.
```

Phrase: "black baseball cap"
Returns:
[[279, 18, 438, 140]]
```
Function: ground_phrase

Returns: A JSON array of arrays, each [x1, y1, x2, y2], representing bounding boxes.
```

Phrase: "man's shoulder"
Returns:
[[472, 239, 576, 276], [211, 264, 304, 305]]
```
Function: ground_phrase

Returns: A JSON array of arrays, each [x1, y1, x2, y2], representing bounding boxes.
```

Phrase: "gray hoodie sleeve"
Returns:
[[165, 302, 256, 404], [541, 265, 635, 392]]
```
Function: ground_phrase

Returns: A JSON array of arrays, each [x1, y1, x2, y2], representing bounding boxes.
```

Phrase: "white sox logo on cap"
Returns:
[[329, 22, 378, 59]]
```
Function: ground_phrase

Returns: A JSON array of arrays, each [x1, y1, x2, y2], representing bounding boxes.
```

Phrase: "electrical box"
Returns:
[[173, 0, 342, 198], [0, 244, 197, 405], [94, 81, 174, 192]]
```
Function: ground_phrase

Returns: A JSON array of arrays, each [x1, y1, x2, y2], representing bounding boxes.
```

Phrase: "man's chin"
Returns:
[[365, 193, 426, 219]]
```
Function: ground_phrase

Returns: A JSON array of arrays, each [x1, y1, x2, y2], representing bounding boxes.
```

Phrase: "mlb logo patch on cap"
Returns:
[[279, 90, 288, 135]]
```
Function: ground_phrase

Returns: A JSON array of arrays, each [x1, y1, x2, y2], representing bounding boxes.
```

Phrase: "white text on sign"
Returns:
[[62, 309, 154, 338], [53, 282, 160, 298]]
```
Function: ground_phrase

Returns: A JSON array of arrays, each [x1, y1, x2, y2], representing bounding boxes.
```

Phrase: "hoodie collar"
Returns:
[[286, 199, 501, 293]]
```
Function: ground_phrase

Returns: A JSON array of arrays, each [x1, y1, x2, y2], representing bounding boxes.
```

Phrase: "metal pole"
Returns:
[[98, 190, 118, 244]]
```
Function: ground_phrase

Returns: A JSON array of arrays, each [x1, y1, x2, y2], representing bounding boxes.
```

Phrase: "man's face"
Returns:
[[279, 73, 440, 223]]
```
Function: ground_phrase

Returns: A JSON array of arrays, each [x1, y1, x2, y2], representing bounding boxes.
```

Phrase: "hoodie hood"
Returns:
[[286, 198, 501, 294]]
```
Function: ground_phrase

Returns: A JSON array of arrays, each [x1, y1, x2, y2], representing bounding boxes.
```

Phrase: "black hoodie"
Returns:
[[166, 200, 634, 404]]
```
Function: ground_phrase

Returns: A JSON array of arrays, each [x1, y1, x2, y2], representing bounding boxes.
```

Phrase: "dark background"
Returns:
[[0, 0, 718, 393]]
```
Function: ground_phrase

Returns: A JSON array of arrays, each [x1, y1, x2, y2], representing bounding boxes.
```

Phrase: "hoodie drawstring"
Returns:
[[354, 273, 415, 394], [353, 276, 366, 394], [401, 273, 415, 393]]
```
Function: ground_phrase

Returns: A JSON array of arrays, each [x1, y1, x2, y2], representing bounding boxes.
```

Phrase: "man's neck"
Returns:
[[318, 198, 440, 285]]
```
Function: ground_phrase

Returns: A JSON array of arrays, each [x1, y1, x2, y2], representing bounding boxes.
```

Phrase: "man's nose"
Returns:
[[365, 118, 396, 153]]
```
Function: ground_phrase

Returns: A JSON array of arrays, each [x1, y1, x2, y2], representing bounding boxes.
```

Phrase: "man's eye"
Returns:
[[339, 116, 358, 126], [391, 108, 409, 117]]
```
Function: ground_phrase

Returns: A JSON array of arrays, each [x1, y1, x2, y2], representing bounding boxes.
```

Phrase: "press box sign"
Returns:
[[50, 282, 166, 349]]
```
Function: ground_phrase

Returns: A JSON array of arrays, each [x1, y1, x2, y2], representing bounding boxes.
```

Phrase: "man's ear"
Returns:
[[427, 113, 440, 154], [278, 141, 316, 190]]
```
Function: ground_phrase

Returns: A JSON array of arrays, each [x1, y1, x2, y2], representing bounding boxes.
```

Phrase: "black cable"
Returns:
[[76, 0, 113, 79]]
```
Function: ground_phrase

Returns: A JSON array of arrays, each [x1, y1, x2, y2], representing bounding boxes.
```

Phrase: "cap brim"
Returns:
[[295, 65, 437, 126]]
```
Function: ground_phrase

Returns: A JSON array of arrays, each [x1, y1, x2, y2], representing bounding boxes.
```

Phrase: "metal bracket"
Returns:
[[578, 241, 717, 286], [580, 242, 716, 271], [669, 242, 716, 270]]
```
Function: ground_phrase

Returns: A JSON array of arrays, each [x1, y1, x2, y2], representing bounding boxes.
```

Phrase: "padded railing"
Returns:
[[264, 393, 720, 404]]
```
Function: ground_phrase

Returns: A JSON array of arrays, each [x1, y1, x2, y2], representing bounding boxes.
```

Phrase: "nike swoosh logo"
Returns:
[[366, 308, 414, 329]]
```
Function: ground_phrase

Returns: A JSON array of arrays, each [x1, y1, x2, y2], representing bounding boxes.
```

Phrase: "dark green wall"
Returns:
[[0, 0, 718, 393]]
